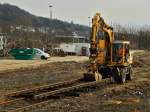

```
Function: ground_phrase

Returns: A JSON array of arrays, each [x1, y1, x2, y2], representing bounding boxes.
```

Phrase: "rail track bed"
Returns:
[[0, 78, 99, 112]]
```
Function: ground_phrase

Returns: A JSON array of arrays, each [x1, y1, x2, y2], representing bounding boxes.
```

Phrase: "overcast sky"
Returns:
[[0, 0, 150, 26]]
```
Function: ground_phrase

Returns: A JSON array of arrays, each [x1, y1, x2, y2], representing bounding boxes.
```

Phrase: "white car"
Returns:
[[34, 48, 50, 60]]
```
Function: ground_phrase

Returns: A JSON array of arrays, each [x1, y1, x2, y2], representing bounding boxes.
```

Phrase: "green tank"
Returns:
[[10, 48, 35, 60]]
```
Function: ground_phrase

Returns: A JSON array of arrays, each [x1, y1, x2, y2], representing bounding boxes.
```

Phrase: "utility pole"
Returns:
[[88, 17, 91, 27], [48, 4, 53, 50], [49, 5, 53, 20]]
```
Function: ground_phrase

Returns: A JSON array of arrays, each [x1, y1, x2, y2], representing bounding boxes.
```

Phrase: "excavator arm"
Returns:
[[91, 13, 114, 44], [90, 13, 114, 64], [84, 13, 115, 81]]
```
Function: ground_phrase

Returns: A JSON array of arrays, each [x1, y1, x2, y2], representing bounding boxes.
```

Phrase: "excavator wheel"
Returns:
[[118, 70, 126, 84], [112, 68, 126, 84], [83, 72, 102, 82]]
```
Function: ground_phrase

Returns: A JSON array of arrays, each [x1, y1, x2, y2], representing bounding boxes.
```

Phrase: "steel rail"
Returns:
[[5, 78, 81, 97], [0, 98, 24, 106], [34, 81, 98, 100], [6, 81, 99, 112]]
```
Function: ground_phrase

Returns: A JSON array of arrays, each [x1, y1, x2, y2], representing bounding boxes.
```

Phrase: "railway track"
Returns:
[[0, 78, 99, 112]]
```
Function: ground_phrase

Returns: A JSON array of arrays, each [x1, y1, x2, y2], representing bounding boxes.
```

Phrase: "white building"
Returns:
[[60, 32, 90, 56], [10, 26, 35, 33], [0, 34, 7, 50], [0, 34, 7, 56]]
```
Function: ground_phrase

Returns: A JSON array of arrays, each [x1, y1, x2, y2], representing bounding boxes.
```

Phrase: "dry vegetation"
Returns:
[[0, 51, 150, 112], [0, 56, 88, 73]]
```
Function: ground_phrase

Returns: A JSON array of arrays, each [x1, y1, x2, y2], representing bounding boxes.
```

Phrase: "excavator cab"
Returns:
[[112, 41, 130, 66]]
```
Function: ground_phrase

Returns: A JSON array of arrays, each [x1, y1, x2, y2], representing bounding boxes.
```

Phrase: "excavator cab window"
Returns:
[[112, 43, 123, 63], [124, 44, 130, 62]]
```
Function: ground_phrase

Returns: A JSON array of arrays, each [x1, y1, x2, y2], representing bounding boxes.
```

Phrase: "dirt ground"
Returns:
[[0, 51, 150, 112]]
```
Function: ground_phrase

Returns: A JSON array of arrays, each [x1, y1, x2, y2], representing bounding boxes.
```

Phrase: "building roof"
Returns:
[[113, 40, 130, 44]]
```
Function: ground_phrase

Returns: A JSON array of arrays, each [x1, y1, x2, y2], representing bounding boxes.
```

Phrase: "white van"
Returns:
[[34, 48, 50, 60]]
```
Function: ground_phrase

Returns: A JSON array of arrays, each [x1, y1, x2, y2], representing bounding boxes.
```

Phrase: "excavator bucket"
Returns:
[[83, 72, 102, 82]]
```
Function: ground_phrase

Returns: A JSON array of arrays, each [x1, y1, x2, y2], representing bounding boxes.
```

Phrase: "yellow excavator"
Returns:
[[84, 13, 133, 83]]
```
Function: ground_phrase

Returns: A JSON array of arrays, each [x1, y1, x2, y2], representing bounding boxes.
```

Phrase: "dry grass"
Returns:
[[0, 56, 88, 73]]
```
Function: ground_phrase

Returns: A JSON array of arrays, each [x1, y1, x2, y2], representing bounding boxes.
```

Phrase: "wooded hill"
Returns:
[[0, 3, 150, 50], [0, 3, 90, 36]]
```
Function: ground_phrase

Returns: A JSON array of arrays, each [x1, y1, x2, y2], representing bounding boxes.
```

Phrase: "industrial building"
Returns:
[[59, 33, 90, 56]]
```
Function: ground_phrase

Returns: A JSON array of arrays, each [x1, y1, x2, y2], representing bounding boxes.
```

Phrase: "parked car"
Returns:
[[52, 48, 67, 57], [34, 48, 50, 60]]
